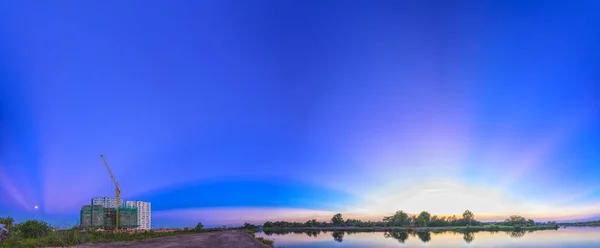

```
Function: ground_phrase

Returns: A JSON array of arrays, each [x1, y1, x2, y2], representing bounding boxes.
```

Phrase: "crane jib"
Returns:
[[100, 154, 122, 232]]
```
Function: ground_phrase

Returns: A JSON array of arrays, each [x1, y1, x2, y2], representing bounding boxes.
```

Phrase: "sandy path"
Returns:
[[69, 231, 269, 248]]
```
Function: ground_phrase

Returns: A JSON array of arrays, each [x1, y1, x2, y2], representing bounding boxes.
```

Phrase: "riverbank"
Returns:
[[66, 230, 270, 248], [263, 224, 559, 233]]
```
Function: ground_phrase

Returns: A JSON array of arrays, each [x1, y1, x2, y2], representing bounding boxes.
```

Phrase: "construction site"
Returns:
[[80, 204, 139, 230], [78, 155, 151, 231]]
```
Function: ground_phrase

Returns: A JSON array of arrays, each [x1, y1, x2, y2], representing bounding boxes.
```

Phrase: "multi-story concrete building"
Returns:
[[92, 197, 123, 208], [125, 200, 151, 230]]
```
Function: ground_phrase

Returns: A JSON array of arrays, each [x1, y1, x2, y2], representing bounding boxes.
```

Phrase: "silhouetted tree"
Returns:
[[527, 219, 535, 226], [263, 221, 274, 228], [462, 210, 474, 226], [331, 213, 344, 226], [418, 211, 431, 226], [383, 211, 410, 227], [502, 215, 527, 226], [417, 216, 426, 227], [243, 223, 258, 229], [195, 222, 204, 232]]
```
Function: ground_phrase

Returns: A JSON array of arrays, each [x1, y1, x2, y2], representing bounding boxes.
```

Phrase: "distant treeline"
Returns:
[[262, 210, 552, 229], [559, 220, 600, 227]]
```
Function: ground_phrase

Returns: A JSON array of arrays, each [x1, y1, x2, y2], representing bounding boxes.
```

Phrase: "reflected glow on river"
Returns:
[[255, 227, 600, 247]]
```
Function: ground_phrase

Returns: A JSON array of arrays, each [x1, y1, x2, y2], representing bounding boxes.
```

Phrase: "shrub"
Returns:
[[15, 220, 51, 239]]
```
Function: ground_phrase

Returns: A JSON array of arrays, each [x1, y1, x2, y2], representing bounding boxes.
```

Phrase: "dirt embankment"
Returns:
[[68, 230, 269, 248]]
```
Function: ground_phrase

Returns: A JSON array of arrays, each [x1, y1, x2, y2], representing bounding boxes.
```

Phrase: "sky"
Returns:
[[0, 0, 599, 228]]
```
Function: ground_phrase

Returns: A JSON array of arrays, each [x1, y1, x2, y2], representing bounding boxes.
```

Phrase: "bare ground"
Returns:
[[68, 231, 269, 248]]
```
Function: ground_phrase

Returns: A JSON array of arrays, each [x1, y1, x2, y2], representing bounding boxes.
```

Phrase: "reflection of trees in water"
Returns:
[[384, 231, 409, 243], [305, 230, 320, 238], [463, 232, 475, 244], [417, 232, 431, 243], [265, 228, 533, 243], [508, 230, 526, 238], [332, 231, 344, 242], [384, 231, 431, 243]]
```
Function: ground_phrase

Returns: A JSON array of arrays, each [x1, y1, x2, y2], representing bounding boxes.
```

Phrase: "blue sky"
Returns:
[[1, 0, 599, 228]]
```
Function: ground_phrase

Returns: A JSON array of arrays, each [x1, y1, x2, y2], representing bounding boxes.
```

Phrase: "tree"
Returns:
[[310, 219, 318, 227], [504, 215, 526, 226], [418, 211, 431, 227], [195, 222, 204, 232], [449, 215, 458, 226], [527, 219, 535, 226], [15, 220, 51, 238], [243, 222, 258, 229], [417, 216, 426, 227], [331, 213, 344, 226], [263, 221, 274, 228], [383, 210, 410, 227], [462, 210, 474, 226], [344, 219, 362, 227]]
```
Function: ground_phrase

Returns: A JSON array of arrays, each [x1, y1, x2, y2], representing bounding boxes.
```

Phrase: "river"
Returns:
[[255, 227, 600, 247]]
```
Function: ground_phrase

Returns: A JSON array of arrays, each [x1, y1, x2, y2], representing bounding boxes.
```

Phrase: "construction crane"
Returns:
[[99, 154, 121, 232]]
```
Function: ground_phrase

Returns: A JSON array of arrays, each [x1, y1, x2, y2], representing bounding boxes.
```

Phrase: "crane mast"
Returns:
[[100, 154, 121, 231]]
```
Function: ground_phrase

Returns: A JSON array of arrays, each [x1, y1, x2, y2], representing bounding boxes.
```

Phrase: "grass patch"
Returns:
[[256, 237, 274, 247]]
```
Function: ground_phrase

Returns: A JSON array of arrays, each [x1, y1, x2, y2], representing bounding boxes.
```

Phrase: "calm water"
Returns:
[[256, 227, 600, 247]]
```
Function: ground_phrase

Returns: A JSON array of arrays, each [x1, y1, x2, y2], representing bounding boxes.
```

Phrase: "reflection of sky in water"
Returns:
[[256, 227, 600, 248]]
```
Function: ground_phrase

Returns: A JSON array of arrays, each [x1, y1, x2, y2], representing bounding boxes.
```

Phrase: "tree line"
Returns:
[[262, 210, 545, 228]]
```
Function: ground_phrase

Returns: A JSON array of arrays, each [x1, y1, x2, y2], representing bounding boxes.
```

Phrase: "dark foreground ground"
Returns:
[[68, 231, 269, 248]]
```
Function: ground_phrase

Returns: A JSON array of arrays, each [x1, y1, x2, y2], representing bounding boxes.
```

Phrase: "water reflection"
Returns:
[[509, 230, 526, 238], [384, 231, 409, 243], [305, 230, 320, 237], [257, 227, 600, 247], [332, 231, 344, 242], [263, 228, 537, 244], [463, 232, 475, 243], [417, 232, 431, 243]]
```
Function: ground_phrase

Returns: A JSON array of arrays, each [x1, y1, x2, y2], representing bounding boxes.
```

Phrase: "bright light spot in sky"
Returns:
[[34, 205, 38, 210]]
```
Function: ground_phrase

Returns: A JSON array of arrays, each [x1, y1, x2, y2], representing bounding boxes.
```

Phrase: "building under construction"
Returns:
[[80, 204, 139, 230]]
